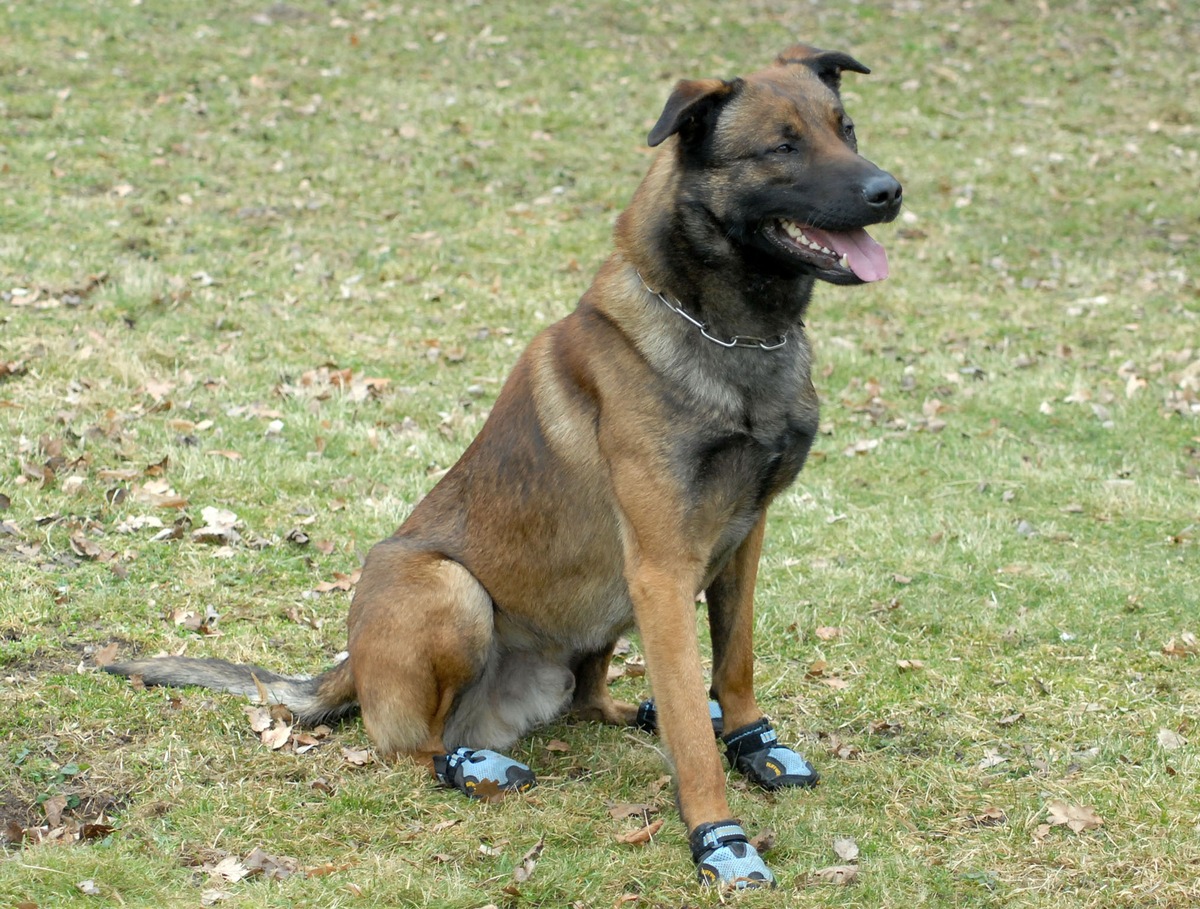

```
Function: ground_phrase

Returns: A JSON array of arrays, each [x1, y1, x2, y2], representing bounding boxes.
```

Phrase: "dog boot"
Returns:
[[432, 747, 536, 798], [635, 698, 724, 736], [690, 820, 775, 888], [723, 719, 819, 790]]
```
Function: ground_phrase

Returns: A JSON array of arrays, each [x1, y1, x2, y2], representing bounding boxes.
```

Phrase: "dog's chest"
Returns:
[[684, 360, 819, 516]]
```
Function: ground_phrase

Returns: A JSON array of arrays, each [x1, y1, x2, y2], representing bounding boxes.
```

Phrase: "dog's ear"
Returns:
[[776, 44, 870, 94], [647, 78, 742, 148]]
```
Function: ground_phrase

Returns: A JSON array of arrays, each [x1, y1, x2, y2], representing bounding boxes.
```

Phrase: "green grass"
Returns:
[[2, 0, 1198, 906]]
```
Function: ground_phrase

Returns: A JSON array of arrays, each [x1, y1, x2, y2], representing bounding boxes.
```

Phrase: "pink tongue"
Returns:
[[802, 226, 889, 282]]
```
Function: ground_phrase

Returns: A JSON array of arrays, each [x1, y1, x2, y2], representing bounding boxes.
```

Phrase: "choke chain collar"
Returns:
[[637, 272, 791, 351]]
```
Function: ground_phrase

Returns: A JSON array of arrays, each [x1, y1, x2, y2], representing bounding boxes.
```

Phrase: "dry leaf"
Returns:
[[813, 864, 858, 885], [314, 569, 362, 594], [615, 818, 663, 845], [243, 705, 273, 733], [827, 735, 861, 760], [93, 642, 119, 667], [1157, 728, 1187, 751], [1162, 632, 1198, 656], [243, 846, 301, 880], [511, 836, 545, 884], [749, 828, 776, 854], [260, 721, 293, 750], [967, 806, 1007, 827], [814, 626, 843, 641], [832, 836, 859, 862], [1045, 800, 1103, 833], [896, 658, 925, 671], [211, 856, 252, 883], [545, 739, 571, 753], [978, 749, 1007, 770], [342, 747, 372, 766], [77, 880, 102, 896], [42, 794, 68, 827]]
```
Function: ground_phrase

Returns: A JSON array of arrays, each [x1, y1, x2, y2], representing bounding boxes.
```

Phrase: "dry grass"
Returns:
[[1, 1, 1197, 906]]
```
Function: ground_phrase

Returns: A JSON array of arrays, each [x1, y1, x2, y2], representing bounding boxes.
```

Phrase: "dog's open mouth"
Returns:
[[770, 219, 889, 283]]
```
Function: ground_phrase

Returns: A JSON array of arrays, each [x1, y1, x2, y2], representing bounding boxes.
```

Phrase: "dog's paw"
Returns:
[[723, 719, 819, 790], [635, 698, 724, 736], [433, 747, 536, 798], [690, 821, 775, 889]]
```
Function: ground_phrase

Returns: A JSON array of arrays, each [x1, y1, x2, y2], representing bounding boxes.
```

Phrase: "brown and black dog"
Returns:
[[108, 45, 901, 887]]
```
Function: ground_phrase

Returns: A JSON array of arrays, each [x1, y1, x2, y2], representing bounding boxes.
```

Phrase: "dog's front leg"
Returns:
[[706, 513, 768, 734], [707, 513, 820, 793], [627, 559, 773, 887], [629, 561, 730, 828]]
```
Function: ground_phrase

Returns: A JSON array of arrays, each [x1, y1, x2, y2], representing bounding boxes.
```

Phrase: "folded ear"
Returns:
[[647, 77, 742, 147], [775, 44, 870, 94]]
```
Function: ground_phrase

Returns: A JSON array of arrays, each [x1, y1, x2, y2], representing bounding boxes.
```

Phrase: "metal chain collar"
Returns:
[[637, 273, 790, 351]]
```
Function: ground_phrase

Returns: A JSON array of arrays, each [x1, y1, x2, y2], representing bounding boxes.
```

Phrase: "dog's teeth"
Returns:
[[839, 254, 850, 269]]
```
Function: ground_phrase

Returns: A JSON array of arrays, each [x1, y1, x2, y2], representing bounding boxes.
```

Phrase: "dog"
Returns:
[[107, 44, 901, 888]]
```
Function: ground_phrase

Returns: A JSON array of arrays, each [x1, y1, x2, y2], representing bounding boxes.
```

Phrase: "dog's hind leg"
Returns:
[[347, 544, 493, 762], [569, 641, 640, 726], [346, 542, 536, 795]]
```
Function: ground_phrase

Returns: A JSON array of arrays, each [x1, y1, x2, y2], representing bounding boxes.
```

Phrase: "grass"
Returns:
[[1, 0, 1197, 906]]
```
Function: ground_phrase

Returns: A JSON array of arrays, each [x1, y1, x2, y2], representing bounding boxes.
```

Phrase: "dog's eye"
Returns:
[[841, 118, 856, 142], [773, 143, 797, 154]]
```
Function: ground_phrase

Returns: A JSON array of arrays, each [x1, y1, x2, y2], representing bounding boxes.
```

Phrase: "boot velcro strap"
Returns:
[[722, 719, 777, 762], [434, 746, 472, 782], [689, 820, 748, 863]]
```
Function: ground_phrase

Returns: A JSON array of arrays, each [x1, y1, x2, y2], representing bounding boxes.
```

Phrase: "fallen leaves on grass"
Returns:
[[1044, 800, 1104, 833], [341, 746, 373, 766], [313, 568, 361, 594], [169, 604, 221, 635], [195, 846, 352, 885], [276, 365, 390, 403], [978, 749, 1008, 770], [615, 818, 663, 845], [963, 806, 1007, 828], [4, 809, 117, 849], [510, 835, 545, 885], [243, 705, 333, 754], [825, 733, 862, 760], [1157, 729, 1187, 751], [1162, 632, 1198, 657], [811, 864, 858, 885], [832, 835, 859, 862], [806, 660, 850, 690], [750, 828, 776, 855]]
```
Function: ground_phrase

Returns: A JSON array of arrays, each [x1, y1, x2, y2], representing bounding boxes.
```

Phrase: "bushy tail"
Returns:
[[104, 656, 358, 726]]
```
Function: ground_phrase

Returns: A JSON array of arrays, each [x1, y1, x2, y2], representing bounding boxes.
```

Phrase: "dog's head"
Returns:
[[646, 45, 902, 286]]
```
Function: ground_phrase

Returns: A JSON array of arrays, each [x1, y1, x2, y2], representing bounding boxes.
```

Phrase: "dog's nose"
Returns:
[[862, 172, 902, 209]]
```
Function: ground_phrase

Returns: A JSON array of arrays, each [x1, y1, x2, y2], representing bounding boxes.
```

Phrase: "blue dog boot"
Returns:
[[635, 698, 724, 736], [433, 747, 536, 798], [690, 821, 775, 889], [723, 718, 819, 790]]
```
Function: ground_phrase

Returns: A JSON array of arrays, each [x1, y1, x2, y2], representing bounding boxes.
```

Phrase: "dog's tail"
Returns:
[[103, 655, 359, 726]]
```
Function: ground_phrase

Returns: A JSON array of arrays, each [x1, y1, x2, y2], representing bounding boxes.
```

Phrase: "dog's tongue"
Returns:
[[804, 226, 889, 282]]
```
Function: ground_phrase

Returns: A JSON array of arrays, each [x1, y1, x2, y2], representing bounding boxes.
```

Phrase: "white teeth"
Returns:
[[839, 254, 849, 269], [780, 220, 835, 256]]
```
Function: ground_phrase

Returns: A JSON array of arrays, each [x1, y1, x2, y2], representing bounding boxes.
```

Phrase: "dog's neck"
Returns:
[[617, 214, 815, 343]]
